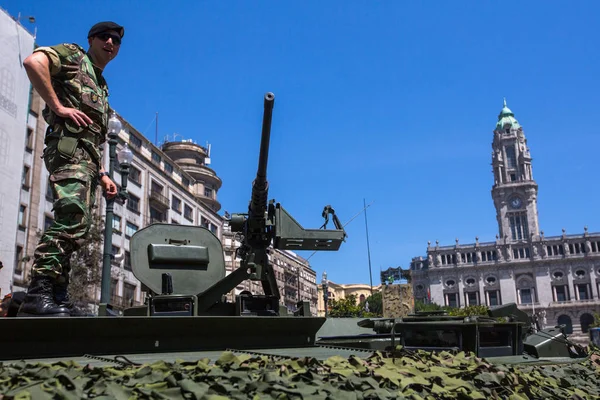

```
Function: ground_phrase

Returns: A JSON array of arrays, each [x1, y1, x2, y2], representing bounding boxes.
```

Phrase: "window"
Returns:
[[46, 180, 54, 202], [505, 145, 516, 169], [204, 187, 213, 198], [486, 290, 501, 306], [201, 216, 210, 228], [210, 224, 218, 234], [512, 247, 530, 259], [508, 212, 529, 240], [129, 133, 142, 149], [554, 285, 569, 302], [22, 165, 30, 189], [575, 284, 589, 300], [110, 279, 119, 302], [123, 283, 136, 307], [125, 221, 138, 238], [171, 196, 181, 213], [124, 251, 131, 271], [182, 176, 190, 187], [14, 245, 23, 273], [547, 245, 564, 256], [519, 288, 533, 304], [184, 204, 193, 222], [127, 194, 140, 213], [553, 271, 564, 280], [570, 243, 586, 254], [111, 245, 120, 265], [466, 291, 479, 306], [164, 162, 173, 174], [445, 293, 459, 308], [151, 150, 161, 164], [112, 215, 121, 232], [25, 127, 33, 151], [18, 205, 26, 228], [150, 207, 165, 224], [481, 251, 497, 262], [129, 166, 141, 185], [151, 181, 164, 194], [44, 215, 53, 231]]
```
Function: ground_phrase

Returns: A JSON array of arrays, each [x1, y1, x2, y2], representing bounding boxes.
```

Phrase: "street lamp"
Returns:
[[100, 113, 133, 308], [321, 271, 328, 318]]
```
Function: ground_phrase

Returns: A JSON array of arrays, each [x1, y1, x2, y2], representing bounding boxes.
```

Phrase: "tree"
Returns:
[[414, 300, 489, 317], [328, 294, 379, 318], [414, 300, 445, 313], [365, 291, 383, 317], [67, 212, 105, 308], [591, 312, 600, 328]]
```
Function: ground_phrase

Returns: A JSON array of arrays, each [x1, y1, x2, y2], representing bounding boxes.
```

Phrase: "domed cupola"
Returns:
[[495, 98, 521, 131]]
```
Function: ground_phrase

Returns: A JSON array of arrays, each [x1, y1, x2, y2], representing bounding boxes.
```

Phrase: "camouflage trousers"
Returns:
[[31, 139, 99, 281]]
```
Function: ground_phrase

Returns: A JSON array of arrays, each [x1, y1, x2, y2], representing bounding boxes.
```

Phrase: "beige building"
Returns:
[[316, 281, 381, 317], [410, 101, 600, 336], [13, 89, 223, 311], [0, 9, 35, 297]]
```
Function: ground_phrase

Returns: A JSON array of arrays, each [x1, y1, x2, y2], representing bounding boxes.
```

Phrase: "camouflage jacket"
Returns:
[[34, 43, 111, 162]]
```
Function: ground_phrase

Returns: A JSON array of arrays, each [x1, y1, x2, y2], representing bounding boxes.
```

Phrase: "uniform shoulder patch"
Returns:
[[54, 43, 85, 59]]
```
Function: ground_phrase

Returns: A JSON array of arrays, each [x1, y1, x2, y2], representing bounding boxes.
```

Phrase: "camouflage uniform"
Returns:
[[31, 43, 110, 281]]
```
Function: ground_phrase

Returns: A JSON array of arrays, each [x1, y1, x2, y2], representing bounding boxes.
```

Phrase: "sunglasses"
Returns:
[[96, 32, 121, 45]]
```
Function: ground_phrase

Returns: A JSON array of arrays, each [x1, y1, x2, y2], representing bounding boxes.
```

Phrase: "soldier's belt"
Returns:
[[52, 124, 101, 166]]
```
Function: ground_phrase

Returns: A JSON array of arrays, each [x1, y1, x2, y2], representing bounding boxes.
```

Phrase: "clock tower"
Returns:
[[491, 100, 540, 241]]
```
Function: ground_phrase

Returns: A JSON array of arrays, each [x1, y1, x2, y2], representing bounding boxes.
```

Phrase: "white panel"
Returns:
[[0, 10, 35, 296]]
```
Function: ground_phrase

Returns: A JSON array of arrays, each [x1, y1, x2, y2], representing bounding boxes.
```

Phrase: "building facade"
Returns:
[[410, 101, 600, 335], [0, 10, 35, 297], [99, 115, 224, 309], [317, 281, 380, 317]]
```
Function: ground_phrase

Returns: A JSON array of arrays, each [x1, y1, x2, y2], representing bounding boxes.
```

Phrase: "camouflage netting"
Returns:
[[1, 348, 600, 399]]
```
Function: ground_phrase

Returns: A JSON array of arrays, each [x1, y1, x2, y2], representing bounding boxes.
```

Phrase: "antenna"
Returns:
[[364, 198, 374, 295], [155, 112, 158, 146], [205, 142, 212, 165]]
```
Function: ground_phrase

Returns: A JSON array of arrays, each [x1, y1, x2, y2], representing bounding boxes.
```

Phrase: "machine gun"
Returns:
[[126, 92, 346, 317]]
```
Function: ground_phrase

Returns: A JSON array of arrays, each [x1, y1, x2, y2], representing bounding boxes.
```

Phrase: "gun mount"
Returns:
[[124, 92, 346, 318]]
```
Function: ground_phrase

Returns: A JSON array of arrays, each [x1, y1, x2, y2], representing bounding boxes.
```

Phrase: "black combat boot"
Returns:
[[17, 275, 70, 317], [54, 277, 90, 317]]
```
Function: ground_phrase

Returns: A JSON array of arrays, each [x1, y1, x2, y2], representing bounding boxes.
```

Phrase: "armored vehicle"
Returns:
[[0, 93, 591, 370]]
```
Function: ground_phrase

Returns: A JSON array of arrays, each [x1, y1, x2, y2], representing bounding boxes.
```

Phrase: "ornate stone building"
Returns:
[[410, 100, 600, 336]]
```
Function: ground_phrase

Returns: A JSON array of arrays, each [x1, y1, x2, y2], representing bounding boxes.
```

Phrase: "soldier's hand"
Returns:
[[55, 106, 94, 127], [100, 176, 118, 199]]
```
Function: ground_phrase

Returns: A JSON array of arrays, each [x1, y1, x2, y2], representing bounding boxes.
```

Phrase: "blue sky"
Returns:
[[6, 1, 600, 285]]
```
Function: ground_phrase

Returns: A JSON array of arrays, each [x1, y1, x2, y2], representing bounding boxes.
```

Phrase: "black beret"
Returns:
[[88, 21, 125, 39]]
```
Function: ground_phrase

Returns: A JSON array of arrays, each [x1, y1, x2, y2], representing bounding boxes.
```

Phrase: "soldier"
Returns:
[[18, 22, 125, 317]]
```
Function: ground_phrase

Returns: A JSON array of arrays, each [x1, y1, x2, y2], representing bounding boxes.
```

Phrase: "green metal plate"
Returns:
[[0, 316, 325, 362]]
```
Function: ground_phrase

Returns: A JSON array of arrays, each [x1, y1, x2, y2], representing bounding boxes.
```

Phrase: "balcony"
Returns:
[[195, 193, 221, 213], [149, 190, 169, 210], [549, 298, 600, 309]]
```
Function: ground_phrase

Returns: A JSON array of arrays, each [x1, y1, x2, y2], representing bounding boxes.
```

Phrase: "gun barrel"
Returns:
[[250, 92, 275, 216], [256, 92, 275, 181]]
